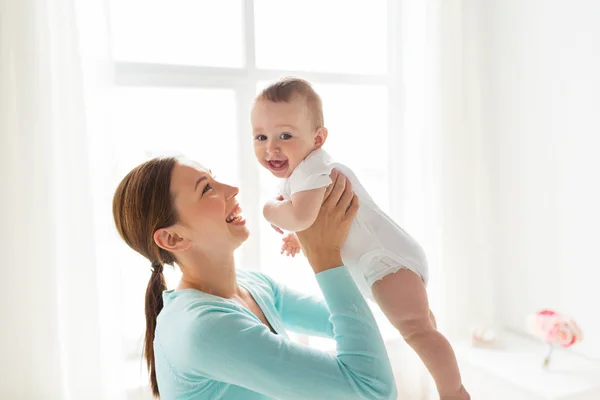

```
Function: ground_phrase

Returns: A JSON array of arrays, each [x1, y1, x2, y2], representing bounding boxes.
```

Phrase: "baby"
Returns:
[[251, 78, 469, 400]]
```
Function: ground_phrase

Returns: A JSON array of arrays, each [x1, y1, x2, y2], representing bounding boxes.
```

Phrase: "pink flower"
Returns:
[[527, 309, 583, 348]]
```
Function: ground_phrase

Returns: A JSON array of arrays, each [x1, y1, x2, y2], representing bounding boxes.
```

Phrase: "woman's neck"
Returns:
[[177, 252, 239, 298]]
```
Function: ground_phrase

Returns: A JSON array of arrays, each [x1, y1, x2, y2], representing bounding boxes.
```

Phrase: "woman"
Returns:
[[112, 156, 397, 400]]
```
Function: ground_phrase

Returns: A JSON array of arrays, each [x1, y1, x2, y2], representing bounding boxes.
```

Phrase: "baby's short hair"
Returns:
[[256, 77, 324, 129]]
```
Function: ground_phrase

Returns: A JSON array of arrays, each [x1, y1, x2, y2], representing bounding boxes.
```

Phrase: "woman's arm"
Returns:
[[263, 187, 326, 232], [185, 266, 395, 400], [268, 276, 334, 338]]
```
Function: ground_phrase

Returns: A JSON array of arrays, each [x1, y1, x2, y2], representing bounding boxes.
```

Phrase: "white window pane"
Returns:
[[254, 0, 388, 74], [109, 87, 240, 353], [109, 0, 243, 67], [111, 87, 238, 184], [314, 83, 390, 211]]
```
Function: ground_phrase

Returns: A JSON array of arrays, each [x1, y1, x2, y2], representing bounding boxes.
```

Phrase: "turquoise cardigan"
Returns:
[[154, 266, 397, 399]]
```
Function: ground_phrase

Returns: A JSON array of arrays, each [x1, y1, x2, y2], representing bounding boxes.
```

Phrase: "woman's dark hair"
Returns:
[[112, 157, 179, 397]]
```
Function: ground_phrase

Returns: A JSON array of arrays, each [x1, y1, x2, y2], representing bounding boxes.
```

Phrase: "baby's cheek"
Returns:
[[252, 146, 263, 159]]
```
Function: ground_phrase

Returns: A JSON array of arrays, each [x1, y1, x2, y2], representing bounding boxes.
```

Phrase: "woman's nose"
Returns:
[[224, 184, 239, 200]]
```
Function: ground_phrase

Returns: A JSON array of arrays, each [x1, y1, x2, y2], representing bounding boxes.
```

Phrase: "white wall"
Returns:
[[477, 0, 600, 357]]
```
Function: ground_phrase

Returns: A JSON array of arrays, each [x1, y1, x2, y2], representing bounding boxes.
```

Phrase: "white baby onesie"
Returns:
[[279, 148, 429, 299]]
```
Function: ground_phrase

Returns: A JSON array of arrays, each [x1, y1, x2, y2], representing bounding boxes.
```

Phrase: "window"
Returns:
[[253, 0, 388, 74], [109, 1, 244, 67], [105, 0, 402, 394]]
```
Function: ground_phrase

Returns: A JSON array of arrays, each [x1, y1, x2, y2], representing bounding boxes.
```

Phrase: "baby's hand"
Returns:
[[280, 232, 301, 257]]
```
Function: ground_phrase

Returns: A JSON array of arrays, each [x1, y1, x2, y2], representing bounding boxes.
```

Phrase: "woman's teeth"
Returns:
[[226, 207, 242, 223]]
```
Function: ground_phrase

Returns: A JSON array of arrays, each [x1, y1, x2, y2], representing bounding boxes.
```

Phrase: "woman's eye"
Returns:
[[280, 133, 292, 140], [255, 135, 267, 141], [202, 184, 212, 195]]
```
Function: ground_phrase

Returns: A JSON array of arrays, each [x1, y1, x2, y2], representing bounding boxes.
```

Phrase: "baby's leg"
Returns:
[[372, 269, 469, 400]]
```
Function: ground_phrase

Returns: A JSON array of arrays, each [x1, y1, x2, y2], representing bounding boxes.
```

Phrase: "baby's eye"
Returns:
[[202, 183, 212, 195], [279, 133, 292, 140], [255, 134, 267, 141]]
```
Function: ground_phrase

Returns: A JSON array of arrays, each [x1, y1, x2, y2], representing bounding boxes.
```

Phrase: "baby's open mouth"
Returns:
[[267, 160, 288, 171]]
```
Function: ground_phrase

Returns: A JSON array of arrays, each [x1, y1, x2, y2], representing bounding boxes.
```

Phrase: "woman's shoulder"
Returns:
[[158, 289, 242, 331], [156, 288, 254, 355], [157, 270, 278, 328]]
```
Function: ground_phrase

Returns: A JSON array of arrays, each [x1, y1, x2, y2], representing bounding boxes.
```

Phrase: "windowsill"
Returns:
[[453, 330, 600, 399]]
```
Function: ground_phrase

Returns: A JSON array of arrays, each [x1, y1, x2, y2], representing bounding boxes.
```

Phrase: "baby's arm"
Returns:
[[263, 187, 326, 232]]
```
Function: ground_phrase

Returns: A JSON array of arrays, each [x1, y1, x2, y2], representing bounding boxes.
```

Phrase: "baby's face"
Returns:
[[251, 97, 320, 178]]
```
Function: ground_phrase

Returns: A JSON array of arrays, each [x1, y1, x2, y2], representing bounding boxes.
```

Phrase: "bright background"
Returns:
[[2, 0, 600, 399]]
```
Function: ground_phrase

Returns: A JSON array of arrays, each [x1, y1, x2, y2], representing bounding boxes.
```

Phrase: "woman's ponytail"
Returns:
[[112, 157, 179, 398], [145, 261, 167, 397]]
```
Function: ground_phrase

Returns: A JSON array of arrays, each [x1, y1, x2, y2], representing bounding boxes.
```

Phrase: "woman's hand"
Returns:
[[296, 169, 359, 273]]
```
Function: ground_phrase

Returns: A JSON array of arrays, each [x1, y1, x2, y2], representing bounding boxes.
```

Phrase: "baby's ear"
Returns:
[[314, 127, 328, 148]]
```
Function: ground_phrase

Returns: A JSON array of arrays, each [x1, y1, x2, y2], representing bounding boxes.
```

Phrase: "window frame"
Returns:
[[112, 3, 404, 271]]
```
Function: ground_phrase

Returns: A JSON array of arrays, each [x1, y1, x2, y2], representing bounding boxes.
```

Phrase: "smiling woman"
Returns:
[[112, 157, 397, 399], [112, 156, 251, 396]]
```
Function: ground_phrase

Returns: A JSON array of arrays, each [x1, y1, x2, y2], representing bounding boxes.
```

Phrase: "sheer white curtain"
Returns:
[[403, 0, 492, 341], [0, 0, 119, 398], [396, 0, 492, 397], [427, 0, 494, 339]]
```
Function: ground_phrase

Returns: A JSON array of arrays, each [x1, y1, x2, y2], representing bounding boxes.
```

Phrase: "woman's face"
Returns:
[[169, 160, 249, 253]]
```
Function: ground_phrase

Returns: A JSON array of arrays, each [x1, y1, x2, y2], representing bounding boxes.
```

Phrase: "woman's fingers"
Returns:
[[322, 169, 339, 203], [323, 173, 347, 209], [337, 178, 354, 209], [345, 194, 359, 220]]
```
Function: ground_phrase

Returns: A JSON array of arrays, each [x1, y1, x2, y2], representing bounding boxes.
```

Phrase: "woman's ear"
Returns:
[[314, 127, 328, 148], [154, 227, 190, 252]]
